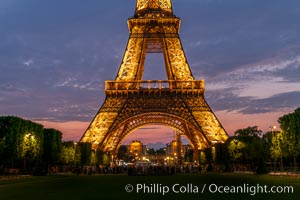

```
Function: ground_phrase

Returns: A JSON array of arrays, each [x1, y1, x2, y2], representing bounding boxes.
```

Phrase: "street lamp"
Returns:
[[73, 142, 78, 165], [270, 125, 276, 134], [269, 126, 276, 172]]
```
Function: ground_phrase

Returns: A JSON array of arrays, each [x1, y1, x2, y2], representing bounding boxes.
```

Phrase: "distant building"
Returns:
[[122, 136, 192, 165], [166, 140, 180, 156], [181, 144, 193, 157], [167, 132, 194, 157], [127, 140, 146, 157]]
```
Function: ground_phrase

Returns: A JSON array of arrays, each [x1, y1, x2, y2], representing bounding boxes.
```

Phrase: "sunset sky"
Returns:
[[1, 0, 300, 147]]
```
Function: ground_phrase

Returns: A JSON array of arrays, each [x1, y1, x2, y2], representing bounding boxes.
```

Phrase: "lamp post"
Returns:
[[233, 139, 239, 171], [270, 126, 276, 172], [270, 125, 278, 173], [73, 142, 77, 165], [270, 125, 276, 135]]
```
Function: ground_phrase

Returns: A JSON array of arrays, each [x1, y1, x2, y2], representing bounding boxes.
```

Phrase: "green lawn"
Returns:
[[0, 173, 299, 200]]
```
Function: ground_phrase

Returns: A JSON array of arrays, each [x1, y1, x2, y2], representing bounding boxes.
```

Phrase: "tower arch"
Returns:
[[100, 112, 210, 154]]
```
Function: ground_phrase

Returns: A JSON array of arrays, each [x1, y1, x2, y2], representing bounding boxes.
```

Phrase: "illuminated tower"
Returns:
[[80, 0, 228, 159]]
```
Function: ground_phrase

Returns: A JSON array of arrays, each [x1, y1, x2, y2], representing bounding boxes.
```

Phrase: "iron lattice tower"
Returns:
[[80, 0, 228, 157]]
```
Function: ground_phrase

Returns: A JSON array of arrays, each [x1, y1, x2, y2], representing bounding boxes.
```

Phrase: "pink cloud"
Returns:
[[216, 110, 282, 135], [122, 125, 176, 145], [34, 110, 285, 145], [35, 120, 89, 141]]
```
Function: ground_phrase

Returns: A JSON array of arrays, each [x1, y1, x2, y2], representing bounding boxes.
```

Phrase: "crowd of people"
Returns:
[[59, 163, 206, 176]]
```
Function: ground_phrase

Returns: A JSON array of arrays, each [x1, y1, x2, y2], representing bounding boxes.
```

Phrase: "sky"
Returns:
[[1, 0, 300, 147]]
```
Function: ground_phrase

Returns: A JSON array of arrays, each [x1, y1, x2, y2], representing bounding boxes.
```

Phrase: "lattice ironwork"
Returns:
[[136, 0, 172, 14], [80, 0, 228, 156]]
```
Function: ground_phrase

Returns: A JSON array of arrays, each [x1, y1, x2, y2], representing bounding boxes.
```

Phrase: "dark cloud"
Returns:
[[206, 90, 300, 114], [206, 88, 251, 112], [276, 67, 300, 83], [240, 91, 300, 114], [177, 0, 300, 78]]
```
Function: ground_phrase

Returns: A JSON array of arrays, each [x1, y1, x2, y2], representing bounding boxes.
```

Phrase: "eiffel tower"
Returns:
[[80, 0, 228, 158]]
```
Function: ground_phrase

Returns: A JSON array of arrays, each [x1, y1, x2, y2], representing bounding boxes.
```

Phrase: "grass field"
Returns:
[[0, 173, 299, 200]]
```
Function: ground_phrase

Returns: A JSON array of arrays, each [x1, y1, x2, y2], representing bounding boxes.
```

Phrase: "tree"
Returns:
[[117, 145, 128, 161], [227, 137, 247, 162], [95, 150, 111, 165], [262, 131, 273, 162], [184, 149, 194, 162], [278, 108, 300, 171], [78, 142, 92, 166], [214, 143, 232, 172], [0, 135, 5, 174], [43, 129, 62, 165], [146, 148, 156, 155], [270, 131, 285, 171], [156, 148, 167, 155], [60, 142, 76, 165], [234, 126, 262, 137], [227, 126, 267, 174], [0, 116, 44, 173], [204, 148, 213, 171]]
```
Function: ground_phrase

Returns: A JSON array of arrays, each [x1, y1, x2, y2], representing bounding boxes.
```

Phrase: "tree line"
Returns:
[[0, 116, 98, 175], [207, 108, 300, 174], [0, 107, 299, 175]]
